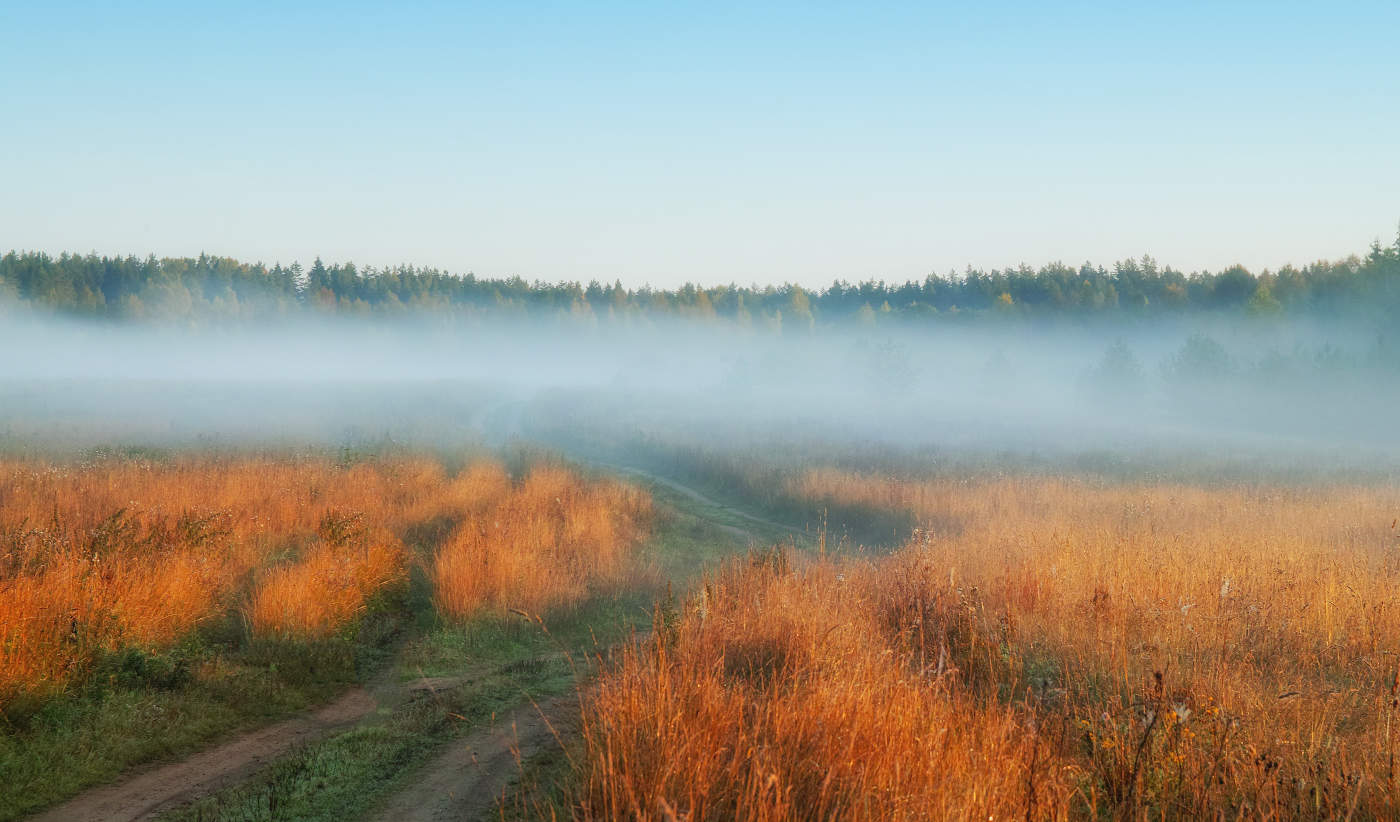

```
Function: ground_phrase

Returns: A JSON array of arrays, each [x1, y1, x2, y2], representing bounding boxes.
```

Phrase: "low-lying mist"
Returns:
[[3, 303, 1398, 473]]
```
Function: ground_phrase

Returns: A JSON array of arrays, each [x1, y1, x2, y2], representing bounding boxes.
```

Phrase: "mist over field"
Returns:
[[5, 296, 1399, 470]]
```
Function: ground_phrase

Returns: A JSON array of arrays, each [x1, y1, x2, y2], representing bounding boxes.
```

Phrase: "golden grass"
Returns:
[[574, 470, 1400, 819], [0, 455, 651, 708], [431, 464, 652, 619], [576, 550, 1072, 821], [0, 457, 416, 704], [245, 518, 405, 638]]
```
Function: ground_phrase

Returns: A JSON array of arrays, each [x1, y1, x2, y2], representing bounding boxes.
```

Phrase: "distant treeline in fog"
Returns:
[[4, 233, 1400, 325]]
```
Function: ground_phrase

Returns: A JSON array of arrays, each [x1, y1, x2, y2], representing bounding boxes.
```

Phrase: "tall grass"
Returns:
[[573, 471, 1400, 819], [0, 455, 651, 710], [575, 549, 1072, 821], [245, 515, 405, 638], [432, 465, 653, 619], [0, 457, 423, 705]]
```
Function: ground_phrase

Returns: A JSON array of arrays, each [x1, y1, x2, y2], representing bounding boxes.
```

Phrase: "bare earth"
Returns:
[[29, 687, 378, 822], [371, 695, 577, 822]]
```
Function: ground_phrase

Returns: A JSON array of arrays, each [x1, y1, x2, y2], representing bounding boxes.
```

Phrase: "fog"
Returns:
[[3, 304, 1398, 475]]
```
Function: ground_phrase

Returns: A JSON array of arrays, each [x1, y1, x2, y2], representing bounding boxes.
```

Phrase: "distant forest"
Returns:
[[3, 234, 1400, 326]]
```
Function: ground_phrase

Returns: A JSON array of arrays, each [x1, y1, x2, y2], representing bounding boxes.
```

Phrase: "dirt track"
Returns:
[[371, 695, 576, 821], [29, 687, 378, 822], [593, 461, 803, 539], [365, 466, 785, 821]]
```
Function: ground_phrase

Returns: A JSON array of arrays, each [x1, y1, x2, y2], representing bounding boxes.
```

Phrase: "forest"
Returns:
[[4, 233, 1400, 326]]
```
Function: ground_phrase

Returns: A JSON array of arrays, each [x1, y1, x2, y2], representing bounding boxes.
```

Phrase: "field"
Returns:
[[561, 464, 1400, 820], [5, 443, 1399, 820]]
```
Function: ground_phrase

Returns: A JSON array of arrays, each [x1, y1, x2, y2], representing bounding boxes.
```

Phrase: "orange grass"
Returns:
[[245, 518, 405, 638], [574, 470, 1400, 819], [431, 465, 652, 619], [576, 549, 1073, 821], [0, 455, 609, 707]]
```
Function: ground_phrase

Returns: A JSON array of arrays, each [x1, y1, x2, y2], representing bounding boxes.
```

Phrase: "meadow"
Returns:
[[562, 464, 1400, 820], [7, 441, 1399, 821]]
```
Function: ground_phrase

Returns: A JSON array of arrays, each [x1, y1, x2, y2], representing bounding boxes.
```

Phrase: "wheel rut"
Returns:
[[28, 687, 378, 822], [370, 695, 576, 822]]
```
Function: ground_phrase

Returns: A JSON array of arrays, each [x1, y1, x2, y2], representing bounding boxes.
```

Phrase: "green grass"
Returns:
[[403, 599, 639, 677], [0, 617, 394, 821], [158, 652, 566, 822], [641, 482, 807, 573], [498, 732, 580, 822], [154, 592, 659, 822]]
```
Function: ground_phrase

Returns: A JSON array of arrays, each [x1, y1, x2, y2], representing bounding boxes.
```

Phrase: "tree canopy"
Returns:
[[3, 234, 1399, 327]]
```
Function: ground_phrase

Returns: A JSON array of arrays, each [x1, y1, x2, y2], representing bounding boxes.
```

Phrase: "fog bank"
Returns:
[[3, 306, 1398, 472]]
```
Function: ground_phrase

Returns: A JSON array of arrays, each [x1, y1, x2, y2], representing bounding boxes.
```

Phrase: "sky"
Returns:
[[3, 1, 1398, 289]]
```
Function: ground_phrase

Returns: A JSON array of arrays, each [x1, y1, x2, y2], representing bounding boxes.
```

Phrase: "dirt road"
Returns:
[[364, 464, 788, 822], [593, 461, 806, 540], [29, 688, 378, 822], [370, 695, 576, 822]]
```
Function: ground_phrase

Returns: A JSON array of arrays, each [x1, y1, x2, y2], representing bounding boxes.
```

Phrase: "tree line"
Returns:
[[3, 233, 1399, 326]]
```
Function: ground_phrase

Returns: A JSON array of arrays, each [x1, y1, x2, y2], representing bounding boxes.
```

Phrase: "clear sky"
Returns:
[[3, 1, 1398, 288]]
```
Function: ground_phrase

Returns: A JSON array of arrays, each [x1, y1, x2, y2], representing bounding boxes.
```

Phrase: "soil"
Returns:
[[370, 695, 577, 822], [29, 687, 378, 822]]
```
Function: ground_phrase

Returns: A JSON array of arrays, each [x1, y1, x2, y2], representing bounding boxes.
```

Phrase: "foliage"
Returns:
[[1163, 333, 1233, 383], [1084, 338, 1144, 400], [4, 232, 1400, 326]]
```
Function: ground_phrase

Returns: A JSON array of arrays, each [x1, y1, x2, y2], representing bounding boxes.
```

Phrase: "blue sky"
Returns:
[[3, 1, 1398, 287]]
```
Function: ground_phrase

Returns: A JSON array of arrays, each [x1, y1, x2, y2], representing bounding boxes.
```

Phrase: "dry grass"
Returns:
[[0, 455, 651, 708], [576, 549, 1072, 821], [0, 457, 428, 704], [431, 464, 653, 619], [573, 469, 1400, 820], [245, 516, 405, 638]]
